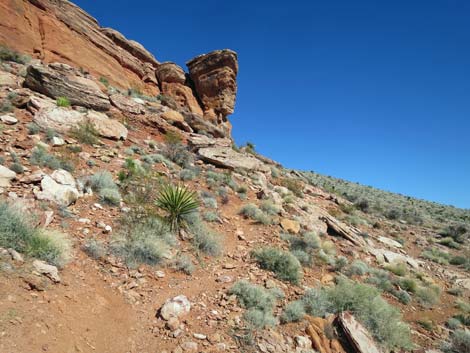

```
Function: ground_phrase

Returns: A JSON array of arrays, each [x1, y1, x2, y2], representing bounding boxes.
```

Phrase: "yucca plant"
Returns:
[[155, 184, 199, 231]]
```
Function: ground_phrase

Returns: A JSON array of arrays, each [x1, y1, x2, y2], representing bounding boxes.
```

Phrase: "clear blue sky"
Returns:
[[74, 0, 470, 209]]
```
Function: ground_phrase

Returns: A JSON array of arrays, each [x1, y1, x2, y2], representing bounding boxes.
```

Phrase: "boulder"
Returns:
[[0, 114, 18, 125], [156, 62, 186, 84], [87, 111, 128, 140], [186, 133, 232, 149], [32, 260, 60, 283], [369, 248, 421, 269], [159, 295, 191, 320], [160, 110, 193, 132], [377, 236, 403, 248], [186, 49, 238, 121], [110, 94, 143, 114], [33, 106, 84, 133], [0, 165, 16, 187], [24, 63, 110, 111], [160, 82, 203, 116], [35, 173, 79, 206], [182, 112, 227, 138], [198, 146, 268, 172]]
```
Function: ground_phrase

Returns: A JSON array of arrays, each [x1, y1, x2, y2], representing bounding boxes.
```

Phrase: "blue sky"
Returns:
[[74, 0, 470, 208]]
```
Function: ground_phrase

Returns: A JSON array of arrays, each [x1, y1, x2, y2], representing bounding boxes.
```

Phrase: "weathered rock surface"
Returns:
[[369, 248, 421, 269], [198, 147, 268, 171], [156, 62, 186, 84], [32, 259, 60, 283], [0, 0, 158, 92], [0, 71, 17, 87], [187, 50, 238, 126], [159, 295, 191, 320], [87, 111, 128, 140], [338, 312, 382, 353], [35, 172, 79, 206], [0, 114, 18, 125], [110, 94, 143, 114], [182, 112, 227, 138], [24, 63, 110, 111], [0, 165, 17, 187]]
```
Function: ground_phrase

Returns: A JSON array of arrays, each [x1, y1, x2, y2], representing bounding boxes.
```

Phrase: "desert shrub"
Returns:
[[398, 277, 418, 293], [201, 192, 218, 209], [155, 184, 199, 231], [252, 247, 302, 284], [385, 262, 407, 276], [0, 201, 37, 252], [345, 260, 369, 277], [447, 318, 462, 330], [111, 215, 174, 267], [443, 329, 470, 353], [437, 237, 460, 249], [392, 289, 412, 305], [301, 278, 412, 350], [447, 287, 464, 297], [440, 223, 468, 244], [416, 285, 441, 308], [229, 280, 277, 329], [183, 212, 222, 256], [30, 145, 73, 171], [9, 162, 24, 174], [334, 256, 349, 271], [172, 254, 195, 275], [82, 238, 106, 260], [180, 168, 196, 181], [259, 200, 281, 215], [202, 211, 219, 222], [87, 171, 121, 206], [366, 268, 393, 292], [99, 77, 109, 86], [290, 249, 311, 266], [70, 121, 100, 145], [422, 247, 451, 265], [280, 177, 303, 197], [56, 96, 70, 107], [0, 45, 30, 64], [239, 203, 272, 225], [27, 122, 40, 135], [281, 300, 305, 323], [28, 230, 71, 268], [161, 134, 193, 168], [285, 232, 321, 266]]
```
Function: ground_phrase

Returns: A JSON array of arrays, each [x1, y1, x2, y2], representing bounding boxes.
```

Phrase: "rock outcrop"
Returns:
[[25, 63, 110, 111], [187, 50, 238, 128], [0, 0, 159, 93]]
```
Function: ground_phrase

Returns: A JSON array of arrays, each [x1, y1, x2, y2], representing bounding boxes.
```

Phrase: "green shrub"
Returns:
[[27, 123, 40, 135], [30, 145, 73, 171], [0, 46, 30, 64], [183, 212, 222, 256], [155, 184, 199, 231], [385, 262, 407, 276], [0, 201, 37, 252], [162, 142, 193, 168], [440, 223, 468, 244], [87, 171, 121, 206], [172, 254, 195, 275], [301, 278, 412, 350], [252, 247, 302, 284], [9, 162, 24, 174], [281, 300, 305, 323], [99, 77, 109, 87], [345, 260, 369, 277], [180, 169, 196, 181], [437, 237, 460, 249], [239, 203, 272, 225], [110, 216, 174, 268], [334, 256, 349, 271], [444, 329, 470, 353], [70, 121, 100, 145], [82, 238, 106, 260], [260, 200, 281, 215], [447, 318, 462, 330], [366, 268, 393, 292], [28, 230, 71, 268], [422, 247, 451, 265], [202, 211, 219, 222], [229, 280, 277, 329], [201, 192, 218, 209], [416, 285, 441, 308], [56, 97, 71, 107], [392, 289, 412, 305]]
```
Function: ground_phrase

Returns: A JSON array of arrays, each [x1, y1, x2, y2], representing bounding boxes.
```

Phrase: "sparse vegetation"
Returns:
[[30, 145, 73, 171], [172, 254, 195, 275], [183, 212, 222, 256], [239, 203, 272, 225], [86, 171, 121, 206], [56, 96, 71, 107], [281, 300, 305, 323], [0, 45, 30, 64], [70, 121, 100, 145], [252, 247, 302, 284]]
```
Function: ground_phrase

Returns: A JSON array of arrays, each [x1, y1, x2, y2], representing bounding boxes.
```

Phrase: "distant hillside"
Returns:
[[300, 170, 470, 228]]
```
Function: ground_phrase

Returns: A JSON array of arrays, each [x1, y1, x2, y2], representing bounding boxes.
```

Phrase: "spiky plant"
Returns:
[[155, 184, 199, 231]]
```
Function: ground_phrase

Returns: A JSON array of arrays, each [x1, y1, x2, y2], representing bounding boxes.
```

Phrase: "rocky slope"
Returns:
[[0, 2, 469, 353]]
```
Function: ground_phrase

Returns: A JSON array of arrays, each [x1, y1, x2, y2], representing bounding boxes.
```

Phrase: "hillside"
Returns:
[[0, 1, 469, 353]]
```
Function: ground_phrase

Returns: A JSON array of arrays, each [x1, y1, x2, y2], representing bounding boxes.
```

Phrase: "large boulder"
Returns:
[[24, 63, 110, 111], [198, 146, 268, 172], [87, 111, 128, 140], [35, 171, 80, 206], [156, 62, 186, 84], [186, 49, 238, 123], [109, 94, 143, 114]]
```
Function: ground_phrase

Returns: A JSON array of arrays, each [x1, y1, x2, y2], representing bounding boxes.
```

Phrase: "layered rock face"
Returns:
[[187, 50, 238, 133], [0, 0, 239, 137]]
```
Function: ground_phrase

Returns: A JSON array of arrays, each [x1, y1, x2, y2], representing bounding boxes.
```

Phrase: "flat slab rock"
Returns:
[[198, 146, 268, 171], [369, 248, 421, 269]]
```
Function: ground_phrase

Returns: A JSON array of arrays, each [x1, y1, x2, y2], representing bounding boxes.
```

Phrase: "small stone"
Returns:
[[294, 336, 312, 349], [222, 263, 236, 269], [155, 270, 165, 278], [32, 260, 60, 283], [193, 333, 207, 340], [51, 136, 65, 146], [0, 114, 18, 125], [104, 225, 112, 233], [166, 317, 180, 331], [216, 275, 233, 283], [180, 341, 197, 352], [8, 248, 24, 262]]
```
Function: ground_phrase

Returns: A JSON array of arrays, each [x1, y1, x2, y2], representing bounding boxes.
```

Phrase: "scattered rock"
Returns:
[[8, 248, 24, 262], [280, 218, 301, 234], [35, 173, 79, 206], [338, 312, 381, 353], [86, 111, 128, 140], [0, 165, 16, 187], [159, 295, 191, 320], [0, 114, 18, 125], [180, 341, 198, 352], [193, 333, 207, 340], [110, 94, 143, 114], [377, 236, 403, 248], [32, 260, 60, 283]]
